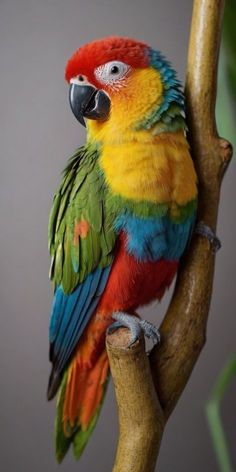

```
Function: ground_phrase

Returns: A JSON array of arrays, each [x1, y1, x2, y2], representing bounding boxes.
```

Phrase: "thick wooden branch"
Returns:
[[149, 0, 232, 419], [107, 0, 233, 470], [106, 329, 164, 472]]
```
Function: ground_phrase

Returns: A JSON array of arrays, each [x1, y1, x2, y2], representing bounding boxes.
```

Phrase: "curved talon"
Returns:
[[107, 311, 160, 348], [195, 221, 221, 253], [112, 312, 142, 346], [106, 320, 124, 335], [139, 319, 161, 345]]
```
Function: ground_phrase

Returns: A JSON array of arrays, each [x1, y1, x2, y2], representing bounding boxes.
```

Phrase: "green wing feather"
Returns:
[[48, 144, 116, 295]]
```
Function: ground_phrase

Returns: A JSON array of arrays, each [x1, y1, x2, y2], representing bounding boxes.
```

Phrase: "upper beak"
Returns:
[[69, 83, 111, 127]]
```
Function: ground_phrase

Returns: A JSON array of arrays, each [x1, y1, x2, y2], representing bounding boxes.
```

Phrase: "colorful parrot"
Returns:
[[47, 36, 198, 462]]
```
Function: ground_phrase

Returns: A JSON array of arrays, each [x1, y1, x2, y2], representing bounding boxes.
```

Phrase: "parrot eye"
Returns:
[[110, 65, 120, 74], [94, 61, 130, 85]]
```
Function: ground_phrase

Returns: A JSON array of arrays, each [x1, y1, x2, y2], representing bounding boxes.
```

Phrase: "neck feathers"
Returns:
[[136, 49, 186, 134]]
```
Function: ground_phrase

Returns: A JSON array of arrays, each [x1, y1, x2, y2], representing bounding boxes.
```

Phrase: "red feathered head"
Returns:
[[65, 36, 149, 87]]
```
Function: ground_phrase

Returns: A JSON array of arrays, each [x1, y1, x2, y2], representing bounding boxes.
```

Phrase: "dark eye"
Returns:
[[78, 75, 84, 82], [110, 65, 120, 74]]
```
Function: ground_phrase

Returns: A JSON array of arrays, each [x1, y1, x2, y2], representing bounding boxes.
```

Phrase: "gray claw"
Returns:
[[109, 311, 160, 348], [107, 321, 123, 335], [112, 312, 142, 346], [139, 319, 161, 345]]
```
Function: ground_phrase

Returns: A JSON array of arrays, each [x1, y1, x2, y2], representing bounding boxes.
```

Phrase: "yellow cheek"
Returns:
[[87, 68, 163, 141], [110, 68, 163, 127]]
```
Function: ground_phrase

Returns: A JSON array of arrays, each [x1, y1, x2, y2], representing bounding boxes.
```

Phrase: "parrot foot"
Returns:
[[107, 312, 160, 348], [195, 221, 221, 253]]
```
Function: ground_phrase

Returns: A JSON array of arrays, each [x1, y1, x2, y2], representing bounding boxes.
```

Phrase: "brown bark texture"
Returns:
[[106, 0, 233, 471]]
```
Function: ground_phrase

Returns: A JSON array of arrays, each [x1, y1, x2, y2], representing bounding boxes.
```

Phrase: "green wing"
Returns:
[[48, 144, 116, 295]]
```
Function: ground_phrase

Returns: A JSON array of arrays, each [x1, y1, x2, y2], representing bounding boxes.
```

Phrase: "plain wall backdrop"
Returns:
[[0, 0, 235, 471]]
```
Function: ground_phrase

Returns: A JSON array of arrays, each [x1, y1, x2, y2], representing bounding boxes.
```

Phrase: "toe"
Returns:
[[107, 321, 123, 335], [112, 312, 142, 346], [139, 320, 161, 345]]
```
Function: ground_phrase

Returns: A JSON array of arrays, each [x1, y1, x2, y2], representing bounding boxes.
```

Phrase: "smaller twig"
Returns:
[[106, 328, 164, 472]]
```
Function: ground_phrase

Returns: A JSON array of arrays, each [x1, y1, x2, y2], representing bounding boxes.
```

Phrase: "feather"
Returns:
[[48, 193, 61, 253], [54, 370, 71, 463], [54, 240, 64, 285]]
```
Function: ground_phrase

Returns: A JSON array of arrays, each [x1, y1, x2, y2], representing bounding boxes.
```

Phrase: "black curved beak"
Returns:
[[69, 83, 111, 127]]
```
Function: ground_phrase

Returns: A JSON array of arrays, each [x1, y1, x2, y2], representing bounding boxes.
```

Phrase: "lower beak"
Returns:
[[69, 83, 111, 127]]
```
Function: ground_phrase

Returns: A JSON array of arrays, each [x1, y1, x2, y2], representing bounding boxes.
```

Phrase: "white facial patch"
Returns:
[[70, 75, 91, 86], [94, 61, 130, 87]]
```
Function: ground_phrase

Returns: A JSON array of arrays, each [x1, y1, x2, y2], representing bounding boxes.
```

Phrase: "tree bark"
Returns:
[[106, 0, 233, 471], [106, 330, 164, 472]]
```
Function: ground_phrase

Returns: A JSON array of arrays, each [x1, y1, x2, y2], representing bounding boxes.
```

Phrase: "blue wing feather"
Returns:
[[49, 288, 64, 343], [49, 266, 111, 375]]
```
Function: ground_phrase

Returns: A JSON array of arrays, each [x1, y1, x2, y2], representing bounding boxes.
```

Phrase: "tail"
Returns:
[[54, 348, 109, 463]]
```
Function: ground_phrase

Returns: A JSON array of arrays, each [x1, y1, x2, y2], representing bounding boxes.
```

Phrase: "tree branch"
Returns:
[[106, 330, 164, 472], [149, 0, 232, 419], [107, 0, 233, 470]]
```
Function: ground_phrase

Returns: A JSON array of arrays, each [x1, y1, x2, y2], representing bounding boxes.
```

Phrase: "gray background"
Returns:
[[0, 0, 235, 471]]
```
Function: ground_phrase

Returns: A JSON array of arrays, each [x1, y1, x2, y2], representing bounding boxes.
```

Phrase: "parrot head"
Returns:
[[65, 36, 185, 137]]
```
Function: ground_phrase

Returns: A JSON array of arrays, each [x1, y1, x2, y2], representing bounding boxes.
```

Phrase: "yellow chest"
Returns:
[[98, 131, 197, 206]]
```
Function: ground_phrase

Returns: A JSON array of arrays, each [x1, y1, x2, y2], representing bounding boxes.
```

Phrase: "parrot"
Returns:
[[47, 36, 198, 462]]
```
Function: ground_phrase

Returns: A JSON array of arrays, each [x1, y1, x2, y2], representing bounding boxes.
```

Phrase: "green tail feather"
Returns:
[[73, 393, 107, 460], [54, 370, 109, 463], [54, 370, 71, 463]]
